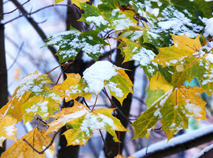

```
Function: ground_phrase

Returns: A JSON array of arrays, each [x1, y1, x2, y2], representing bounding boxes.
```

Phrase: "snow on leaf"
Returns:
[[132, 85, 206, 140], [1, 71, 62, 123], [152, 34, 201, 67], [106, 69, 133, 104], [79, 3, 138, 31], [0, 114, 18, 147], [54, 61, 133, 104], [53, 73, 91, 102], [83, 61, 118, 94], [120, 37, 156, 65], [45, 101, 128, 146], [1, 127, 55, 158], [46, 27, 108, 63]]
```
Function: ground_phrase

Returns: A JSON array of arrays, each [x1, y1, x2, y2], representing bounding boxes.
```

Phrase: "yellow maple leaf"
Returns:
[[152, 34, 201, 67], [54, 61, 133, 104], [45, 101, 129, 146], [53, 73, 92, 102], [1, 71, 62, 123], [1, 127, 55, 158], [0, 114, 18, 147], [149, 71, 173, 93]]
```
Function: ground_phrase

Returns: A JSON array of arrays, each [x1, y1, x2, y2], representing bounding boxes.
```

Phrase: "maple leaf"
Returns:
[[1, 71, 62, 123], [152, 34, 201, 67], [0, 114, 18, 147], [132, 85, 206, 140], [1, 127, 55, 158], [53, 73, 92, 102], [45, 101, 128, 146], [171, 54, 213, 96], [149, 71, 173, 93], [145, 86, 164, 108], [120, 37, 156, 66], [54, 61, 133, 104], [79, 3, 138, 31], [46, 27, 108, 63]]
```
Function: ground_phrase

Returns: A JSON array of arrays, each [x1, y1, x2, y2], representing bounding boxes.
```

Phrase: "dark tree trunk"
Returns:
[[58, 1, 86, 157], [104, 47, 136, 157], [0, 0, 7, 154]]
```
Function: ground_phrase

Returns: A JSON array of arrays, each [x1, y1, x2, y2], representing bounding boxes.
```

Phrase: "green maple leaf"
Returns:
[[172, 54, 213, 96], [79, 3, 138, 31], [45, 101, 128, 146], [132, 85, 206, 140], [46, 27, 108, 63]]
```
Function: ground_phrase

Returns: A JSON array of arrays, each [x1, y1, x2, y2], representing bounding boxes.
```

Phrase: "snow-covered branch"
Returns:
[[131, 125, 213, 158]]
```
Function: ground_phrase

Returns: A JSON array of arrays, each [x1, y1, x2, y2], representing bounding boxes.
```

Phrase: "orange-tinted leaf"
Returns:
[[2, 127, 54, 158], [45, 101, 128, 146]]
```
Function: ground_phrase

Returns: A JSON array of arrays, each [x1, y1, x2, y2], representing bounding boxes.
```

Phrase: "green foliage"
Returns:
[[1, 0, 213, 157]]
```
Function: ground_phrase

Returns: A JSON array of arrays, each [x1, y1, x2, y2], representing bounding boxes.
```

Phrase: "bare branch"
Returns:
[[0, 0, 30, 16], [10, 0, 59, 62], [4, 4, 72, 25]]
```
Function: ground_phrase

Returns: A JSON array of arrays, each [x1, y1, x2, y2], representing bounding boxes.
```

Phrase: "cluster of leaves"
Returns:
[[1, 0, 213, 157]]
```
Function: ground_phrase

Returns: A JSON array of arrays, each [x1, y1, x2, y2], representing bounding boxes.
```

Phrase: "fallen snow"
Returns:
[[51, 109, 88, 127], [131, 47, 156, 66], [107, 82, 123, 97], [83, 61, 117, 94], [3, 124, 17, 137], [194, 143, 213, 158], [205, 54, 213, 64], [15, 73, 43, 100], [203, 18, 213, 37], [80, 113, 117, 137], [153, 6, 203, 38], [86, 16, 108, 27], [185, 99, 202, 117], [112, 14, 137, 30], [131, 125, 213, 157]]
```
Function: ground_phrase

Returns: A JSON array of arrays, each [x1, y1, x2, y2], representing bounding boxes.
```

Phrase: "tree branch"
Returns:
[[131, 125, 213, 158], [10, 0, 59, 62]]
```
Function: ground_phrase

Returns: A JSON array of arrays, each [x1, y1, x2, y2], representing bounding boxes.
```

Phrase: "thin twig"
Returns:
[[4, 4, 72, 25], [91, 96, 98, 111], [102, 88, 133, 124], [99, 130, 110, 156], [7, 42, 24, 71], [0, 0, 30, 16]]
